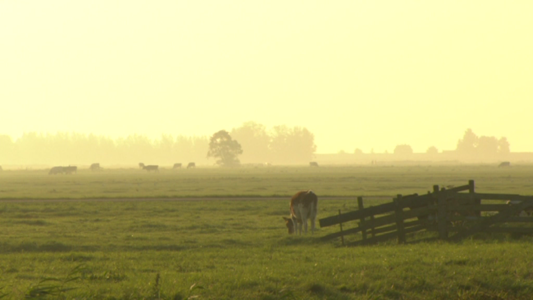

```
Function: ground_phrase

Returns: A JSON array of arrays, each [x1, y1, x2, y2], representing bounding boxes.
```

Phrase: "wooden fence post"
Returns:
[[358, 197, 367, 242], [435, 185, 448, 240], [469, 179, 481, 217], [370, 215, 376, 238], [395, 195, 406, 244], [468, 180, 475, 193], [338, 209, 345, 246]]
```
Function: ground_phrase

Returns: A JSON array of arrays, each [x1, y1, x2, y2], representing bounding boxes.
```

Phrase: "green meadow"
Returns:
[[0, 164, 532, 199], [1, 165, 533, 299]]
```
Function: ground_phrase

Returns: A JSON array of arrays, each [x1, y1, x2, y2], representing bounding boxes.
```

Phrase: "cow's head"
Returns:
[[283, 216, 296, 234]]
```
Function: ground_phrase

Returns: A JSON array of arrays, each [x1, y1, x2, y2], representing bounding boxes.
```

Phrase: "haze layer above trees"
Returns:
[[0, 125, 511, 166]]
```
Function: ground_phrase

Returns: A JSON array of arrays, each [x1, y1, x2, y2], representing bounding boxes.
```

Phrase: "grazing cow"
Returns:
[[309, 162, 319, 167], [64, 166, 77, 174], [49, 166, 64, 175], [139, 163, 145, 169], [143, 165, 159, 172], [187, 162, 196, 169], [283, 190, 318, 235], [90, 163, 101, 171], [499, 162, 511, 167], [173, 163, 182, 169]]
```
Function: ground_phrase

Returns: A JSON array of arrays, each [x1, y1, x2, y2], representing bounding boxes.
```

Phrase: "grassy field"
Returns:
[[1, 165, 533, 299], [1, 164, 533, 199]]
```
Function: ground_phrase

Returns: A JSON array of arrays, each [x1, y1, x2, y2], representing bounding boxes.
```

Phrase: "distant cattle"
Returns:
[[64, 166, 77, 174], [143, 165, 159, 172], [173, 163, 182, 169], [283, 190, 318, 235], [139, 163, 145, 169], [49, 166, 63, 175], [187, 162, 196, 169], [90, 163, 101, 171], [309, 162, 319, 167], [48, 166, 77, 175], [499, 162, 511, 167]]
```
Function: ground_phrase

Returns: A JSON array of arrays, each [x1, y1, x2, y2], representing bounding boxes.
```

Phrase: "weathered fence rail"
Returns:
[[319, 180, 533, 246]]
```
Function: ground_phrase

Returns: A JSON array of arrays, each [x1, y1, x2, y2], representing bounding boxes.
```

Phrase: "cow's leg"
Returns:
[[303, 217, 308, 234], [311, 217, 316, 234]]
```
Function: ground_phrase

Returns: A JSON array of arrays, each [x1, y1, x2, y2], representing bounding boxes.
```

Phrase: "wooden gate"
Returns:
[[319, 180, 533, 246]]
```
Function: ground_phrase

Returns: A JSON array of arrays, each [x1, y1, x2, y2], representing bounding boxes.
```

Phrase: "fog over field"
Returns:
[[1, 1, 533, 159]]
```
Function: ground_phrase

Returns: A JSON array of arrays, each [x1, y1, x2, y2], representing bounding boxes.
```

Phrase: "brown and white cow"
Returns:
[[283, 190, 318, 235]]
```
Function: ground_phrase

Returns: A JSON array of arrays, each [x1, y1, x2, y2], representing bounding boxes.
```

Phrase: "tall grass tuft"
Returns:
[[25, 264, 85, 299]]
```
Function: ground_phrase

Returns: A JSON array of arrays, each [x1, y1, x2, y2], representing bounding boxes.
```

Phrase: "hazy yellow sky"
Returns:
[[1, 1, 532, 153]]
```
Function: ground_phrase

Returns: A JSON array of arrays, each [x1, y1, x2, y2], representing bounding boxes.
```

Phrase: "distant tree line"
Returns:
[[352, 128, 510, 157], [229, 121, 316, 164], [0, 132, 209, 166], [0, 122, 317, 166], [455, 128, 510, 157]]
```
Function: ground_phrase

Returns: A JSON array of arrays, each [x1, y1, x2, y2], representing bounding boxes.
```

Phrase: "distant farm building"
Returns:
[[498, 162, 511, 167], [309, 162, 319, 167]]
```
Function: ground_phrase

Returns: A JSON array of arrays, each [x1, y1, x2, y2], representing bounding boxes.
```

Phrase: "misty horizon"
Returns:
[[2, 2, 533, 155], [0, 125, 520, 166]]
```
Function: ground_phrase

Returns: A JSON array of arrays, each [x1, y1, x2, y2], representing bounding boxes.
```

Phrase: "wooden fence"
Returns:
[[319, 180, 533, 246]]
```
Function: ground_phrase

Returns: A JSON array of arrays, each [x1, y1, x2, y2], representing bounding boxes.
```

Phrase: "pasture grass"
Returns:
[[1, 164, 533, 199], [1, 199, 533, 299], [1, 165, 533, 299]]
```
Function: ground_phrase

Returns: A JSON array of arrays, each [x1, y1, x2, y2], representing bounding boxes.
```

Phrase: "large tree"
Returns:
[[456, 128, 478, 154], [207, 130, 243, 167], [393, 144, 413, 155], [456, 129, 511, 156]]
